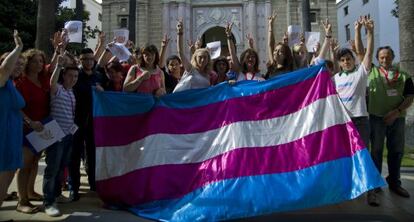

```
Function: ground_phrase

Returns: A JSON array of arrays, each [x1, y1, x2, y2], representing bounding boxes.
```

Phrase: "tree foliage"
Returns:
[[0, 0, 100, 55], [0, 0, 37, 53]]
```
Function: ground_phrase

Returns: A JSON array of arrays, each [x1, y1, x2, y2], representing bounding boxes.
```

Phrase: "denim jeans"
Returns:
[[351, 116, 370, 148], [43, 134, 73, 206], [369, 115, 405, 186]]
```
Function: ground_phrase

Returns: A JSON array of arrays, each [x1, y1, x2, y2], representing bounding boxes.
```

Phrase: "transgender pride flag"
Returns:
[[93, 64, 384, 221]]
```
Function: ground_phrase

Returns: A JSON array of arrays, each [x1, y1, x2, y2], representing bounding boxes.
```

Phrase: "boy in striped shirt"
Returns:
[[43, 54, 78, 217]]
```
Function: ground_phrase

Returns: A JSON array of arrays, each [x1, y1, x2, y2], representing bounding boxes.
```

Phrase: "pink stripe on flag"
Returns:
[[94, 72, 336, 147], [96, 122, 364, 206]]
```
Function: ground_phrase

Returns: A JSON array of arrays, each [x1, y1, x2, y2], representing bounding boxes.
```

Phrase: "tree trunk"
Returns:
[[399, 0, 414, 149], [76, 0, 83, 21], [35, 0, 56, 59]]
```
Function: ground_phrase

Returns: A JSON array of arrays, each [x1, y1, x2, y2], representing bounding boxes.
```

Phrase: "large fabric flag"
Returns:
[[93, 64, 384, 221]]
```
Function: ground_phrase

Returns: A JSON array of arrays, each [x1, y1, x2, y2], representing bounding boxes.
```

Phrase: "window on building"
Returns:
[[362, 0, 369, 5], [344, 6, 348, 16], [310, 10, 318, 24], [345, 24, 351, 41], [120, 18, 128, 28], [98, 13, 102, 22]]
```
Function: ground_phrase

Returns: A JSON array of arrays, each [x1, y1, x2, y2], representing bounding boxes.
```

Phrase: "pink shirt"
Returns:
[[135, 67, 163, 95]]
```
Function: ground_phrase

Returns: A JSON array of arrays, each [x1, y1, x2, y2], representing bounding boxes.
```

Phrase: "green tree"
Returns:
[[0, 0, 37, 54], [0, 0, 99, 56], [55, 5, 100, 55]]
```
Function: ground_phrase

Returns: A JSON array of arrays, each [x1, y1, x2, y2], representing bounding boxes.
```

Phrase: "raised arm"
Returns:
[[159, 34, 170, 69], [329, 38, 340, 74], [246, 33, 255, 49], [267, 10, 277, 65], [226, 22, 240, 72], [176, 19, 192, 72], [317, 18, 332, 61], [94, 32, 106, 61], [361, 17, 374, 71], [50, 55, 65, 95], [0, 30, 23, 87], [123, 65, 151, 92], [354, 17, 365, 62], [50, 30, 68, 71]]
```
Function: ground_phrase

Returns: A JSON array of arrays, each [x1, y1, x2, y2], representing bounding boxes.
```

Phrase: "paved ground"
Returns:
[[1, 160, 413, 222]]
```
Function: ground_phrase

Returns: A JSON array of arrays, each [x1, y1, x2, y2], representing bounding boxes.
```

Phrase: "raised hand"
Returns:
[[161, 34, 171, 47], [50, 30, 62, 49], [246, 33, 254, 48], [363, 17, 374, 33], [194, 37, 202, 50], [176, 18, 183, 34], [331, 38, 339, 52], [56, 54, 66, 67], [97, 31, 106, 45], [354, 16, 363, 30], [268, 10, 277, 27], [283, 31, 289, 45], [313, 41, 321, 54], [225, 22, 233, 38], [126, 40, 135, 50], [348, 39, 357, 53], [322, 18, 332, 36], [13, 30, 23, 49], [300, 33, 305, 44], [187, 40, 195, 52]]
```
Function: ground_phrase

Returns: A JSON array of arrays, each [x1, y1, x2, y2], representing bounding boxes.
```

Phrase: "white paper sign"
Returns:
[[108, 43, 132, 62], [113, 29, 129, 45], [305, 32, 320, 52], [206, 41, 221, 60], [64, 21, 83, 43], [25, 119, 66, 153], [287, 25, 301, 47]]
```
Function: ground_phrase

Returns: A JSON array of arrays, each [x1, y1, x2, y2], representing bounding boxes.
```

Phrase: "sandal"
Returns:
[[16, 202, 39, 214], [4, 191, 18, 201]]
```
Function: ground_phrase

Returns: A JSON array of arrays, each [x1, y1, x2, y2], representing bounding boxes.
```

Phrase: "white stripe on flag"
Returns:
[[96, 95, 350, 181]]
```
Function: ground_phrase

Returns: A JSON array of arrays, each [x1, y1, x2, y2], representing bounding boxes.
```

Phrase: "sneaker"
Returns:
[[44, 204, 61, 217], [56, 195, 71, 203], [389, 185, 410, 198], [367, 190, 380, 207]]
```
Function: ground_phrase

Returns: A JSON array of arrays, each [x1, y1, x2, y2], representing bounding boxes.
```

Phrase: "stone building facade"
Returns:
[[102, 0, 337, 69]]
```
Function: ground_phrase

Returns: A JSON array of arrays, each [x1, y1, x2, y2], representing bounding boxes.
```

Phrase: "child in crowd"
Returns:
[[43, 54, 78, 217]]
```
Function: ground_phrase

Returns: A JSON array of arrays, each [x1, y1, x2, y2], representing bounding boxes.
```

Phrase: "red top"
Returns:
[[134, 67, 163, 95], [15, 72, 51, 121]]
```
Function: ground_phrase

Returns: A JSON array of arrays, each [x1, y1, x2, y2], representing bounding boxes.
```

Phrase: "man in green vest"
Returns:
[[368, 46, 414, 206]]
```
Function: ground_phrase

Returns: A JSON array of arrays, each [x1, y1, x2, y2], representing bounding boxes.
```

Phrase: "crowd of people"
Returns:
[[0, 12, 413, 219]]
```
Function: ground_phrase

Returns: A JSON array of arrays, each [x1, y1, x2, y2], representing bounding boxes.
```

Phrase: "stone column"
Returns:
[[162, 1, 170, 55], [247, 0, 257, 49]]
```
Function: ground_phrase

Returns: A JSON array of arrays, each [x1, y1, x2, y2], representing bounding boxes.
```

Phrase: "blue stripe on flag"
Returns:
[[93, 64, 325, 117], [129, 149, 384, 222]]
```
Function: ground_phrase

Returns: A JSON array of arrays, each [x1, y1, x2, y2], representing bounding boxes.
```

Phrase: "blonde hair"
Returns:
[[22, 49, 46, 74], [191, 48, 212, 74]]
